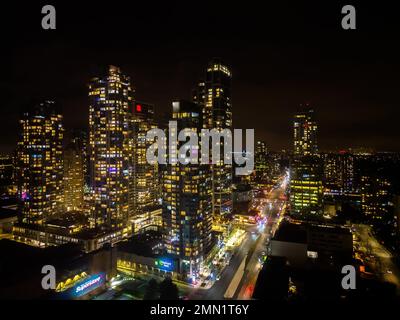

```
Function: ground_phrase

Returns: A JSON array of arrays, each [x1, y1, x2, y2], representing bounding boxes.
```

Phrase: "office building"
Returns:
[[290, 156, 324, 218]]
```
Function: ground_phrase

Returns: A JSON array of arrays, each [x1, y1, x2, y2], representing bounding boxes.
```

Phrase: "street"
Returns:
[[187, 177, 288, 300], [235, 185, 287, 299], [104, 176, 289, 301], [354, 224, 400, 293]]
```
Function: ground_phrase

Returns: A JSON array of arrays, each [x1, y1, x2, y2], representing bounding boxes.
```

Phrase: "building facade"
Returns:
[[88, 65, 132, 229], [64, 139, 85, 212], [0, 154, 15, 196], [129, 102, 159, 215], [193, 59, 233, 221], [290, 156, 324, 218], [293, 107, 318, 156], [290, 107, 323, 219], [323, 152, 355, 195], [360, 175, 392, 222], [16, 101, 64, 225], [255, 140, 268, 181], [162, 100, 214, 275]]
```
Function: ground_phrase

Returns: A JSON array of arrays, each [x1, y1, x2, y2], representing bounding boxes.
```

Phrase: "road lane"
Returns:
[[187, 175, 288, 300], [235, 185, 287, 299]]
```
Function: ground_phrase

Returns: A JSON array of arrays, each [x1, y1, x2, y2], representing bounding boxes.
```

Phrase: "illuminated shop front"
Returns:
[[117, 252, 179, 279], [56, 272, 106, 299]]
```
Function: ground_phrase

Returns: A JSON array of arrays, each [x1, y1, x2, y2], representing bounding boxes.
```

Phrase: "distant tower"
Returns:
[[361, 175, 391, 222], [88, 65, 132, 228], [255, 140, 268, 180], [293, 107, 318, 156], [16, 100, 64, 225], [323, 152, 354, 194]]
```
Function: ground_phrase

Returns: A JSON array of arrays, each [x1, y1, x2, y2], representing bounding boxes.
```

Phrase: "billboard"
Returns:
[[70, 273, 106, 298], [154, 258, 174, 272]]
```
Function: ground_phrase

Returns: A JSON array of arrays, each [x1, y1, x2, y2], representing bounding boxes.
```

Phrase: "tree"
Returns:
[[159, 277, 179, 300], [143, 279, 159, 300]]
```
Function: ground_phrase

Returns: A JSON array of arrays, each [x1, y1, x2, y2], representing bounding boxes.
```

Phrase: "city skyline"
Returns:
[[3, 57, 399, 154], [2, 1, 400, 306], [2, 2, 400, 154]]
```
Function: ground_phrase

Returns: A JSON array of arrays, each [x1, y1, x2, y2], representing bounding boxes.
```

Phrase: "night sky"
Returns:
[[2, 1, 400, 154]]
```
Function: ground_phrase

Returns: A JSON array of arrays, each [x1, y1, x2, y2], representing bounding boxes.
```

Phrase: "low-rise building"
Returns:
[[270, 221, 353, 270]]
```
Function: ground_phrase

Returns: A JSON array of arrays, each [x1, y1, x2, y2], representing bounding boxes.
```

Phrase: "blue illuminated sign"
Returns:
[[71, 273, 105, 297], [155, 258, 174, 272]]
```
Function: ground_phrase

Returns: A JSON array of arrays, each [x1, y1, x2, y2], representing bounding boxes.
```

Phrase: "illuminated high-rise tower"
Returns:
[[194, 59, 233, 220], [289, 156, 324, 218], [16, 100, 64, 225], [129, 102, 159, 215], [293, 107, 318, 156], [255, 140, 268, 180], [162, 100, 214, 274], [290, 106, 323, 219], [88, 65, 132, 228], [204, 60, 232, 129]]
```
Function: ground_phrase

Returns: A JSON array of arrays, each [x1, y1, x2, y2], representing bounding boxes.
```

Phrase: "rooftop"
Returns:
[[273, 221, 352, 243]]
